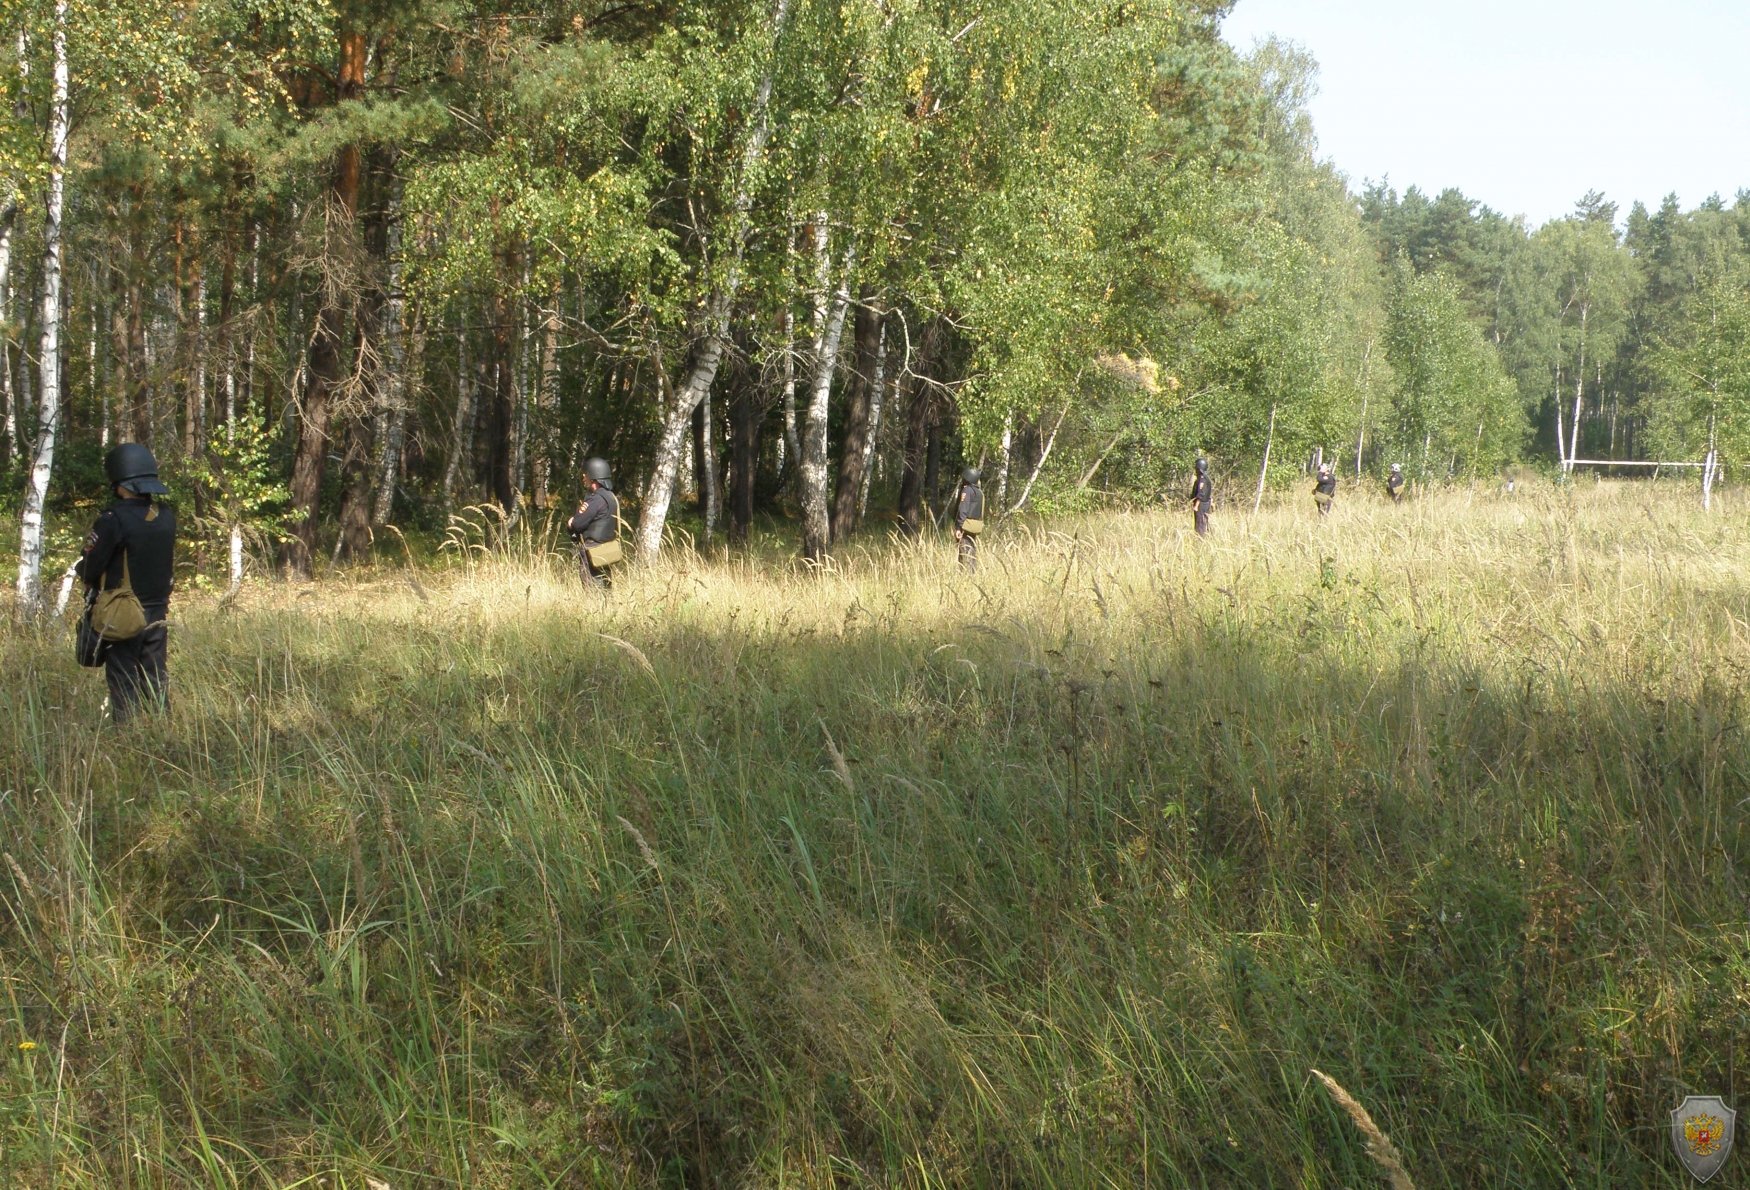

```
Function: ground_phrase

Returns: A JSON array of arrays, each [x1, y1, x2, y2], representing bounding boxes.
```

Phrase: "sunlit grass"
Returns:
[[2, 478, 1747, 1188]]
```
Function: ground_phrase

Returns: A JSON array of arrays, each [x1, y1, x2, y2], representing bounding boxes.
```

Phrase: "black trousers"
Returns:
[[957, 531, 979, 572], [577, 543, 613, 589], [106, 600, 168, 723], [1194, 506, 1210, 536]]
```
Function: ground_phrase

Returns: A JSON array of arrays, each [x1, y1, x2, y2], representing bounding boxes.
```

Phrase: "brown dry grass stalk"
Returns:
[[1311, 1068, 1416, 1190]]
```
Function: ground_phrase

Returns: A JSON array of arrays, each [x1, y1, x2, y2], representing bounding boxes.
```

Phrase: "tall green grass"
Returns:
[[3, 480, 1748, 1188]]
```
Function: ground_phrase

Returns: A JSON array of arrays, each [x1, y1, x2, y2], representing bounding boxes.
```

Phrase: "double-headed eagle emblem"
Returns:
[[1672, 1096, 1736, 1182]]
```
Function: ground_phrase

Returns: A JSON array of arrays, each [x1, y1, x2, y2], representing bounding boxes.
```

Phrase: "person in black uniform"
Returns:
[[1186, 457, 1212, 536], [1386, 463, 1405, 504], [1313, 462, 1337, 518], [77, 444, 176, 723], [954, 467, 984, 572], [567, 457, 620, 589]]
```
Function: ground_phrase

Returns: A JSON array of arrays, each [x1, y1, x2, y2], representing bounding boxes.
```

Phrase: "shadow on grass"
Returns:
[[0, 584, 1744, 1189]]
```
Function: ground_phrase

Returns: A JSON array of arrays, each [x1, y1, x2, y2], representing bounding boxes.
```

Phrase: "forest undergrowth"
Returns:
[[3, 481, 1749, 1189]]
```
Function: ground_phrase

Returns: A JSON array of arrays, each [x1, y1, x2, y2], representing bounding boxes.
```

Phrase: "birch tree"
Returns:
[[13, 0, 64, 615], [633, 0, 790, 559], [797, 217, 853, 560]]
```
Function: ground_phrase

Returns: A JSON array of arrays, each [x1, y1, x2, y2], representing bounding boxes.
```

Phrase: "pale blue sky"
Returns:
[[1219, 0, 1750, 228]]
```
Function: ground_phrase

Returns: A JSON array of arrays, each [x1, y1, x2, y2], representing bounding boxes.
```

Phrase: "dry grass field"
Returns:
[[3, 479, 1748, 1188]]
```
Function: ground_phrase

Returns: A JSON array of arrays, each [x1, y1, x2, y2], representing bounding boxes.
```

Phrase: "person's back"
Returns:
[[568, 457, 622, 588], [955, 468, 984, 571], [77, 444, 177, 722]]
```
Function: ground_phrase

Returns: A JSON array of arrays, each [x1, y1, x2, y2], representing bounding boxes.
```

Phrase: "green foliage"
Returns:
[[183, 407, 294, 545], [1383, 266, 1526, 478], [1643, 267, 1750, 466]]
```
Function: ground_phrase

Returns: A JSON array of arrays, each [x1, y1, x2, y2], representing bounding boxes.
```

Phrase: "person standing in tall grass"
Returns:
[[1313, 462, 1337, 518], [568, 457, 621, 590], [1186, 456, 1213, 536], [78, 444, 177, 722], [954, 468, 985, 572], [1387, 463, 1405, 504]]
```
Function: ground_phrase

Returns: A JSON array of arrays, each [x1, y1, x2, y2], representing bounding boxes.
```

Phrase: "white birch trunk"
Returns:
[[634, 0, 790, 559], [1012, 405, 1067, 514], [1554, 378, 1566, 469], [1354, 339, 1371, 477], [0, 203, 15, 462], [1, 27, 22, 459], [780, 305, 798, 480], [799, 221, 853, 559], [52, 561, 77, 618], [373, 176, 408, 526], [244, 221, 258, 407], [511, 254, 531, 517], [996, 409, 1012, 509], [858, 321, 886, 516], [1567, 308, 1587, 471], [1253, 404, 1276, 514], [15, 0, 67, 617], [700, 390, 718, 541], [92, 293, 105, 448], [192, 271, 207, 450]]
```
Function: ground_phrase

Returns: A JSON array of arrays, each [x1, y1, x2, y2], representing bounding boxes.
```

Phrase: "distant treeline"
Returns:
[[0, 0, 1745, 599]]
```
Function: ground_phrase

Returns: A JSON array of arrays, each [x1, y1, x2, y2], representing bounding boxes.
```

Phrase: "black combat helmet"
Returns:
[[1195, 457, 1209, 474], [962, 467, 982, 484], [104, 443, 169, 495], [584, 457, 612, 484]]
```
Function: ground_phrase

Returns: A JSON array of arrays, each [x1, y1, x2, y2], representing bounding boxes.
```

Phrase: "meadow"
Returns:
[[2, 480, 1748, 1188]]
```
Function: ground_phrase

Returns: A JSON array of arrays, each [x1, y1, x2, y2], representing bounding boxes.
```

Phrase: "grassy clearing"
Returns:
[[2, 480, 1748, 1188]]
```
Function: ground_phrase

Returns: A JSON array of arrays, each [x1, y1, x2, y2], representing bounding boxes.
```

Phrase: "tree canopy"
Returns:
[[1, 1, 1746, 594]]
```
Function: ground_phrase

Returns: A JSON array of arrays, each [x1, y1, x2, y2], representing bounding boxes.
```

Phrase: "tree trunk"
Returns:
[[895, 318, 946, 534], [441, 321, 474, 515], [372, 173, 408, 527], [179, 223, 205, 458], [509, 251, 531, 520], [336, 414, 375, 563], [285, 30, 368, 578], [780, 305, 798, 485], [488, 295, 514, 510], [727, 353, 761, 545], [799, 221, 853, 561], [897, 374, 930, 535], [337, 261, 383, 565], [245, 220, 258, 410], [691, 389, 719, 542], [1568, 305, 1587, 469], [858, 318, 886, 518], [831, 289, 880, 542], [108, 260, 127, 448], [995, 409, 1011, 509], [217, 226, 235, 433], [90, 274, 103, 448], [15, 0, 67, 615], [633, 0, 790, 559], [0, 195, 15, 463], [127, 250, 148, 441], [534, 279, 560, 507], [923, 419, 942, 521]]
